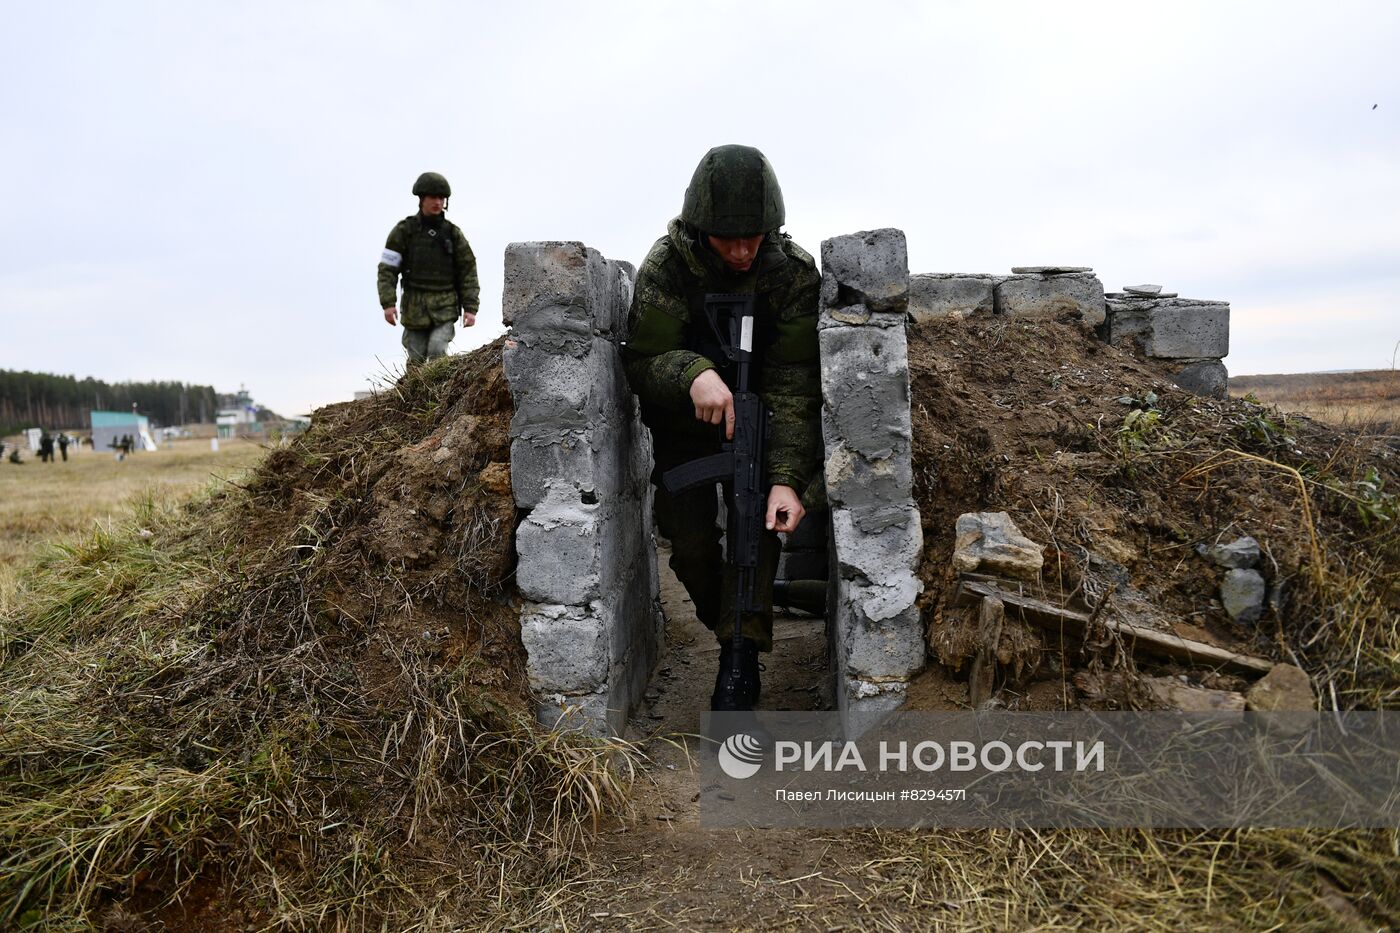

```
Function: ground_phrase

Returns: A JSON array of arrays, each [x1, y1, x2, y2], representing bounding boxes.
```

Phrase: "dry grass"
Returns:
[[1231, 370, 1400, 435], [0, 437, 266, 611], [0, 352, 641, 930]]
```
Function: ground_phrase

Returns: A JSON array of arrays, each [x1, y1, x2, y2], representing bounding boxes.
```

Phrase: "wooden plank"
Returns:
[[955, 578, 1274, 675], [968, 595, 1004, 708]]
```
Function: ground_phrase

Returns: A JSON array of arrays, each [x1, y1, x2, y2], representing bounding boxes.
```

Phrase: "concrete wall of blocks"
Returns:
[[502, 234, 1235, 736], [502, 241, 662, 736]]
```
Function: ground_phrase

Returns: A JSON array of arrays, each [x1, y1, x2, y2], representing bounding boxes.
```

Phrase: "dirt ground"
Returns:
[[569, 548, 963, 929]]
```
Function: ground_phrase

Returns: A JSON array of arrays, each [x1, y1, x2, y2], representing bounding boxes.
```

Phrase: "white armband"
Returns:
[[380, 248, 403, 268]]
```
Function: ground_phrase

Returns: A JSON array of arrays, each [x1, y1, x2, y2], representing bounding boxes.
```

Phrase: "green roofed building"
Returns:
[[90, 411, 156, 453]]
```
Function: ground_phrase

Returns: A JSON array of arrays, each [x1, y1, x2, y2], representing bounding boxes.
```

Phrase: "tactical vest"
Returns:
[[400, 214, 458, 293]]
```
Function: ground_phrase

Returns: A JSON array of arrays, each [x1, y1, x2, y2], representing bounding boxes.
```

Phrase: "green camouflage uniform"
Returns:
[[377, 212, 480, 363], [624, 218, 822, 651]]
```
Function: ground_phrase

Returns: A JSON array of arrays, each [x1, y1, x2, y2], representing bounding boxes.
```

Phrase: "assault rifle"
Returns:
[[661, 293, 767, 711]]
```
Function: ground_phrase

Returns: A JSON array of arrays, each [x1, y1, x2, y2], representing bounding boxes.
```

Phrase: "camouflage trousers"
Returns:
[[651, 435, 781, 652], [402, 321, 454, 364]]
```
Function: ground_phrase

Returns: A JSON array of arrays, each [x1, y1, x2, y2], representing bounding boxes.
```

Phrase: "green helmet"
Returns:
[[680, 145, 785, 236], [412, 172, 451, 198]]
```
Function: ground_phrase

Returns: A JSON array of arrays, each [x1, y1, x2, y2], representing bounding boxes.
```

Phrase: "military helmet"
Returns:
[[681, 145, 785, 236], [412, 172, 452, 198]]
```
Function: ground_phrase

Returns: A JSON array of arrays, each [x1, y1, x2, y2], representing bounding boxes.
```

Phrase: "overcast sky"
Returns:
[[2, 1, 1396, 418]]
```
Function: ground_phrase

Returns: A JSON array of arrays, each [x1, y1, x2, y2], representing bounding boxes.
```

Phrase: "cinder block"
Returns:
[[830, 507, 923, 593], [909, 274, 998, 321], [504, 343, 594, 432], [1146, 304, 1230, 359], [516, 488, 602, 605], [836, 593, 925, 679], [820, 228, 909, 314], [840, 682, 909, 739], [818, 322, 914, 511], [995, 273, 1106, 326], [536, 690, 616, 737], [508, 432, 595, 510], [520, 603, 609, 693]]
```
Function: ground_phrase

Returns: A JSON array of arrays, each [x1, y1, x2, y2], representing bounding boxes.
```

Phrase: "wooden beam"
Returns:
[[954, 578, 1274, 676]]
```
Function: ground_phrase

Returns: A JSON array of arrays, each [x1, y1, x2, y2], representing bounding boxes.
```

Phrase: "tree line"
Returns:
[[0, 369, 220, 435]]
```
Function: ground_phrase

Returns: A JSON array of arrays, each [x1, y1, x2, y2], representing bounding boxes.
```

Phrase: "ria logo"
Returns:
[[717, 731, 766, 779]]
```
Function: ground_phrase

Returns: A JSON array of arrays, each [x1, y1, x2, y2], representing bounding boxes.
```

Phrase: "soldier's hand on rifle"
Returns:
[[766, 484, 805, 533], [689, 369, 735, 439], [383, 306, 398, 326], [462, 311, 477, 327]]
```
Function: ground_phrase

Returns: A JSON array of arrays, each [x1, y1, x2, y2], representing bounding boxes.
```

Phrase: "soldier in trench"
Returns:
[[622, 145, 823, 712]]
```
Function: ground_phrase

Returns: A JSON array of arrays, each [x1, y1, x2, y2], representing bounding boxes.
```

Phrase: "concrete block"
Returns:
[[831, 508, 922, 590], [995, 272, 1106, 326], [536, 689, 616, 737], [1107, 299, 1230, 359], [909, 273, 998, 321], [1173, 360, 1229, 399], [504, 343, 594, 432], [520, 603, 609, 693], [819, 323, 914, 511], [840, 682, 908, 738], [503, 241, 595, 323], [820, 228, 909, 314], [837, 596, 925, 679], [516, 486, 602, 605], [590, 258, 633, 337]]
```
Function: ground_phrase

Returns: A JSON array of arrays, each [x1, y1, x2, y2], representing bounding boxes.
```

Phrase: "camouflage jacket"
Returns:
[[377, 213, 480, 328], [624, 218, 822, 493]]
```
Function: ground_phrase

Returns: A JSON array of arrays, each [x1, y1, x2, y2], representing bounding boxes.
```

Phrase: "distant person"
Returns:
[[39, 431, 54, 463], [57, 433, 70, 461], [120, 434, 133, 457], [377, 172, 480, 367]]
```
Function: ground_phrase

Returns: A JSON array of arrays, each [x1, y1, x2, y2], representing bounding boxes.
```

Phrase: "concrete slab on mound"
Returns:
[[995, 272, 1107, 326]]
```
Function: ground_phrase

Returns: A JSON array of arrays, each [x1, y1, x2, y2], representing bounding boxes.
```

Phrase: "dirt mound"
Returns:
[[904, 313, 1399, 711], [1, 341, 628, 930]]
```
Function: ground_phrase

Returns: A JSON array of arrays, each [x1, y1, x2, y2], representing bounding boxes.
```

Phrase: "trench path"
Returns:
[[572, 548, 931, 927]]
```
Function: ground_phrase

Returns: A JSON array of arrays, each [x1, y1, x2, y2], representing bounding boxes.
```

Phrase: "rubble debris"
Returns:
[[1200, 536, 1261, 570], [954, 577, 1275, 675], [1146, 677, 1247, 712], [1246, 663, 1316, 712], [952, 511, 1044, 580], [1221, 568, 1267, 622]]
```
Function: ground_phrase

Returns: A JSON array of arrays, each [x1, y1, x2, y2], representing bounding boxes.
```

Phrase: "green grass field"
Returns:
[[0, 438, 267, 611]]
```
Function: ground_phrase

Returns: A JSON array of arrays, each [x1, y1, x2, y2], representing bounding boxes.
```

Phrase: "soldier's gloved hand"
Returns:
[[383, 306, 398, 326], [689, 369, 735, 439], [462, 311, 477, 327], [766, 484, 805, 533]]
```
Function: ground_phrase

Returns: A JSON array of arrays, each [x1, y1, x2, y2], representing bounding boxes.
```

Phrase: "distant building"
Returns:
[[216, 386, 261, 439], [90, 411, 156, 453]]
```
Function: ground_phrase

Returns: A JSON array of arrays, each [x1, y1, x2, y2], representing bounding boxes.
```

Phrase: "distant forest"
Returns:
[[0, 370, 220, 435]]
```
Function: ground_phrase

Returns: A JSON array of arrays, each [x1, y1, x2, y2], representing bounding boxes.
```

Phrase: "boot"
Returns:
[[711, 635, 764, 711]]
